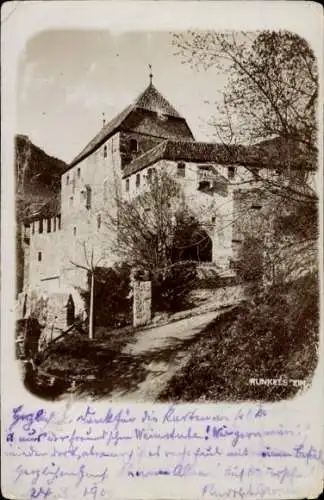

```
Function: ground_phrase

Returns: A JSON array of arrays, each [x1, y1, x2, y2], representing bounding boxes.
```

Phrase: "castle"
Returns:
[[18, 78, 306, 329]]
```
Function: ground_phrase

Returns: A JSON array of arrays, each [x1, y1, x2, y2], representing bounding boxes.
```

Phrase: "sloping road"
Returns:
[[110, 309, 225, 401]]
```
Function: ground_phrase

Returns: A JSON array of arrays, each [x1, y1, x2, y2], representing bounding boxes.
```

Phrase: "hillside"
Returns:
[[16, 134, 67, 222]]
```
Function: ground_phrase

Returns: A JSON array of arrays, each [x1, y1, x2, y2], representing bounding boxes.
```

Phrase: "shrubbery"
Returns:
[[236, 236, 263, 283], [81, 263, 132, 329], [160, 272, 319, 402], [152, 261, 198, 313]]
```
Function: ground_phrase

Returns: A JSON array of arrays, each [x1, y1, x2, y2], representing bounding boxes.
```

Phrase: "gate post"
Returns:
[[131, 268, 152, 328]]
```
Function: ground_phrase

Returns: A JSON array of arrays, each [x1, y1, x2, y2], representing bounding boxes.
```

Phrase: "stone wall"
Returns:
[[232, 188, 277, 261], [17, 289, 81, 352], [133, 280, 152, 327]]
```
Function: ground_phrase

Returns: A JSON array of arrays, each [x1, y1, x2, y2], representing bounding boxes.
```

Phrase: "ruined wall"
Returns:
[[28, 217, 63, 290]]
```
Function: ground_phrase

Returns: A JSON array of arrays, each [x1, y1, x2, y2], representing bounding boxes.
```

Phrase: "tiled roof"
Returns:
[[122, 141, 243, 178], [122, 141, 169, 177], [122, 137, 315, 178], [70, 104, 134, 167], [135, 83, 182, 118], [70, 83, 186, 167]]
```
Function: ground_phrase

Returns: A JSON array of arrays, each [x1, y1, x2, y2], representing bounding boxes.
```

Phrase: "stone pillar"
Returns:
[[131, 268, 152, 328]]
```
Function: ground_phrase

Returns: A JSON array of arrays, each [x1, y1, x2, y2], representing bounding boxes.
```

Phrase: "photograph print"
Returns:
[[15, 28, 320, 403]]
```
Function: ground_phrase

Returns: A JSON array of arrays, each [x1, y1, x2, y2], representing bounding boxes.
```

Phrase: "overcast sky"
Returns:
[[17, 30, 228, 164]]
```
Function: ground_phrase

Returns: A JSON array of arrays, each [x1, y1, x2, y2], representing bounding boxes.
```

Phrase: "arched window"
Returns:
[[103, 145, 108, 158]]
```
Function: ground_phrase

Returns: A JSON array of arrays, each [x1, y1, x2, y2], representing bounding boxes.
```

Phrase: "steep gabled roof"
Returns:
[[134, 82, 182, 118], [70, 83, 189, 167], [70, 104, 133, 167]]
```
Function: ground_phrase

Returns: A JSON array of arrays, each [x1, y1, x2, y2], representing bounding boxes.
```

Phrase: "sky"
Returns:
[[16, 30, 228, 164]]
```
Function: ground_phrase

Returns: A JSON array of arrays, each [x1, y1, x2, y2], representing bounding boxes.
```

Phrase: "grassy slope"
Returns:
[[159, 274, 319, 402]]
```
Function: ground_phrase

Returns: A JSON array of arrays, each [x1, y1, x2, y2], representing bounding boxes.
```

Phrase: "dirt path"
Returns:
[[110, 310, 222, 401]]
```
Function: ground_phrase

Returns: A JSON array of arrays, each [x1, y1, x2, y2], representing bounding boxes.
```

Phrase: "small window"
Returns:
[[228, 167, 236, 179], [69, 196, 73, 208], [251, 203, 262, 210], [53, 217, 56, 232], [39, 219, 43, 234], [103, 145, 108, 158], [47, 218, 51, 233], [130, 139, 138, 152], [32, 222, 35, 235], [73, 226, 77, 236], [97, 214, 101, 229], [177, 162, 186, 177], [125, 178, 130, 192], [147, 168, 152, 181], [38, 251, 42, 262], [211, 216, 216, 224], [85, 185, 92, 209], [77, 167, 81, 178], [66, 175, 69, 185], [57, 215, 61, 230], [136, 173, 140, 188]]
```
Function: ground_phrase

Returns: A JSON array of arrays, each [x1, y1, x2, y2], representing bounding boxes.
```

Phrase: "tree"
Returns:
[[104, 170, 210, 312], [71, 239, 112, 340], [173, 30, 319, 283], [173, 31, 318, 195]]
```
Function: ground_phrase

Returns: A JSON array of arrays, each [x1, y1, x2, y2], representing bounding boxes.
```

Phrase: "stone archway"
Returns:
[[181, 229, 213, 263]]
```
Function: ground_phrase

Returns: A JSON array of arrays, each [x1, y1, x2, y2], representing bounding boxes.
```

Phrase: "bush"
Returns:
[[81, 263, 132, 328], [236, 237, 263, 283], [152, 261, 198, 313], [160, 272, 319, 402]]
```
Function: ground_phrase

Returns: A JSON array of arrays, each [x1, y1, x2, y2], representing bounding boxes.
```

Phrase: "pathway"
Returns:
[[110, 309, 226, 401]]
